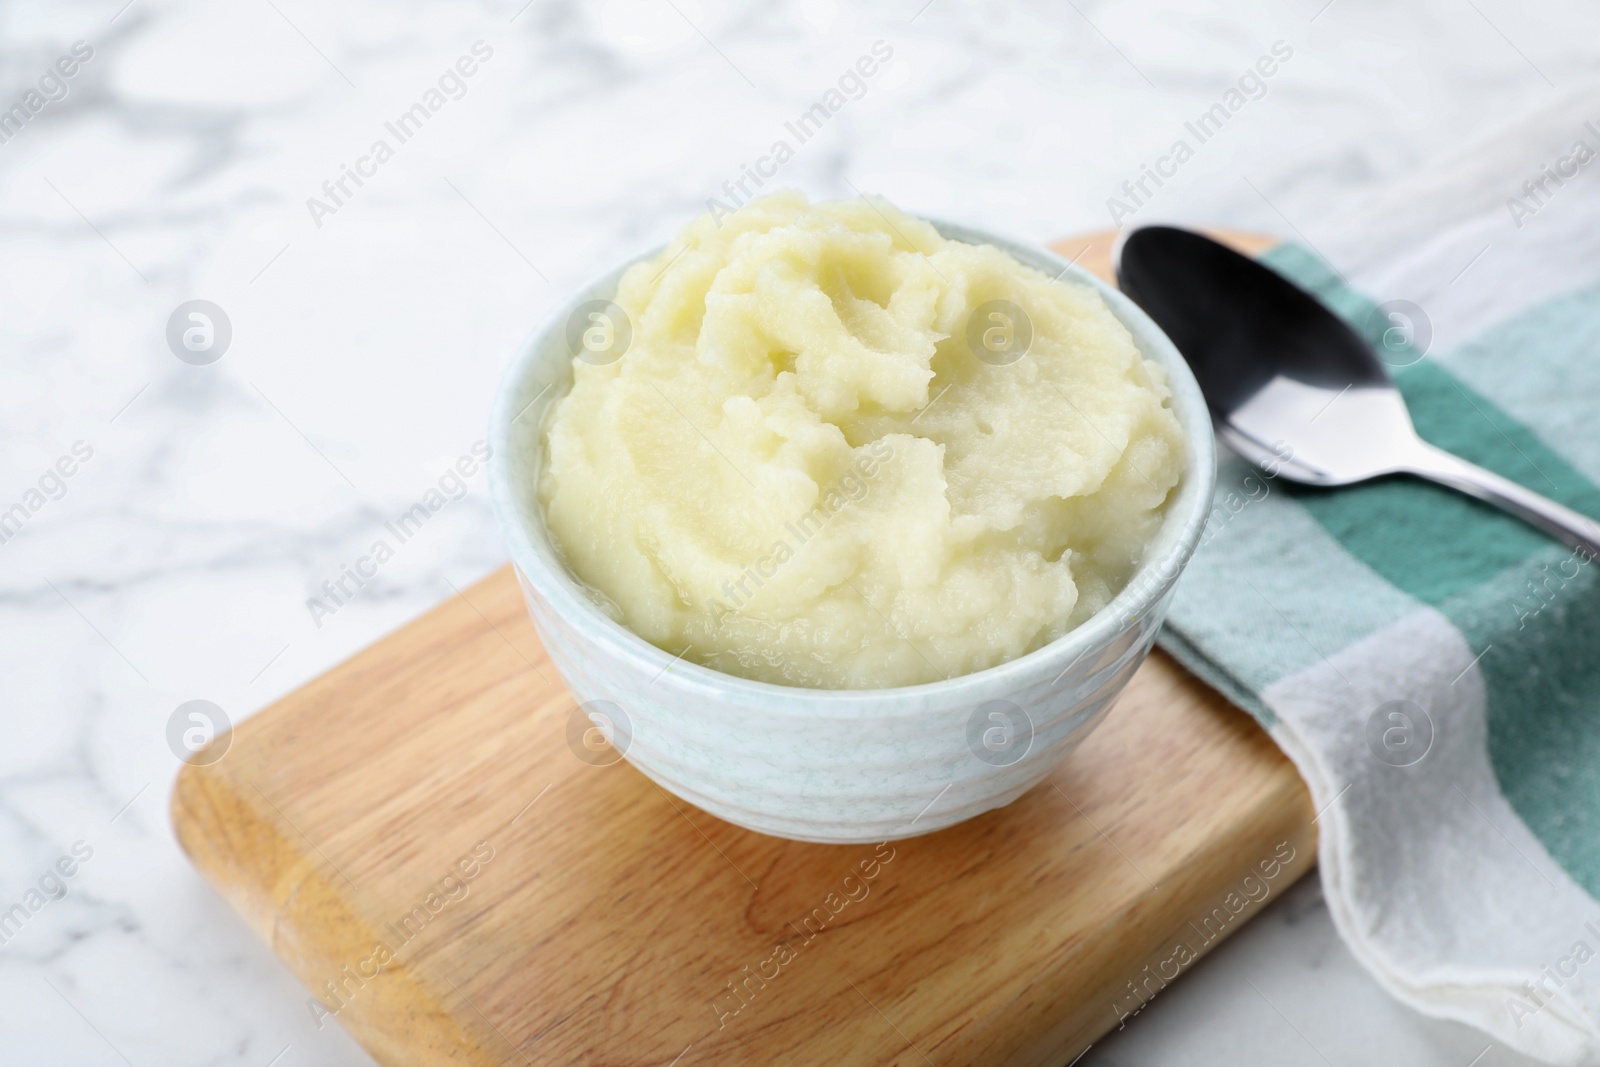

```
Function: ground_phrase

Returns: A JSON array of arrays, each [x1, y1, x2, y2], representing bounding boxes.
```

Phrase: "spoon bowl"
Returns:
[[1114, 225, 1600, 554]]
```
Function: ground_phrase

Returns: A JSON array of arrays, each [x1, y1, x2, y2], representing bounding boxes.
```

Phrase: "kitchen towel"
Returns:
[[1159, 87, 1600, 1065]]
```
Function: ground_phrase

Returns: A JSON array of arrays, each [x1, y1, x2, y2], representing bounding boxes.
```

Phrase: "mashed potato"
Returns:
[[537, 193, 1184, 689]]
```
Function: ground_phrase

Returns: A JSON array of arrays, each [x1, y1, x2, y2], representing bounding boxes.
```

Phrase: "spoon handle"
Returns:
[[1407, 443, 1600, 556]]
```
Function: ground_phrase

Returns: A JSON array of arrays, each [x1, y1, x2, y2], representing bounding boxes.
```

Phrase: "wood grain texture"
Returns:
[[173, 229, 1314, 1067]]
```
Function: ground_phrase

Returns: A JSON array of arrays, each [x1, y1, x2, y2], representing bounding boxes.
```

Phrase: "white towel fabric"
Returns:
[[1158, 85, 1600, 1064]]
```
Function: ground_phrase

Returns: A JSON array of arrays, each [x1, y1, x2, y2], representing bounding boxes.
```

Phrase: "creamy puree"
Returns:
[[538, 193, 1184, 689]]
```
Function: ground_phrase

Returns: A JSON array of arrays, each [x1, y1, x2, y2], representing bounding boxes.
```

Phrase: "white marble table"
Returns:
[[2, 1, 1594, 1063]]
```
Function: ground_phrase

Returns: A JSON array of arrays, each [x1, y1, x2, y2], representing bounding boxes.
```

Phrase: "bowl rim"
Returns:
[[487, 212, 1217, 710]]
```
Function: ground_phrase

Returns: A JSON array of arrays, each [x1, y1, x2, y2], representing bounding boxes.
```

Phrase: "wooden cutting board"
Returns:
[[172, 230, 1313, 1067]]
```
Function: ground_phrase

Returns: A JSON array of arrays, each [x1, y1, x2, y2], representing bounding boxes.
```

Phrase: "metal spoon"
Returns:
[[1113, 225, 1600, 555]]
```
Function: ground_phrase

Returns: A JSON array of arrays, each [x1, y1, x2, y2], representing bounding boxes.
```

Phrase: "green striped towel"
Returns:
[[1159, 92, 1600, 1065]]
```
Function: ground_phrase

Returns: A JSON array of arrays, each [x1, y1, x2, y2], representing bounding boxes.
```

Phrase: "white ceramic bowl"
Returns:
[[488, 219, 1216, 844]]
